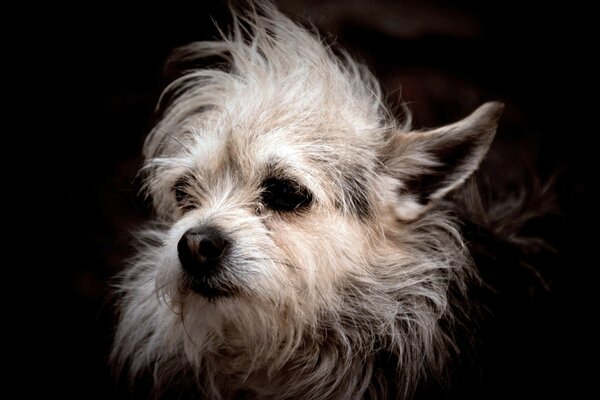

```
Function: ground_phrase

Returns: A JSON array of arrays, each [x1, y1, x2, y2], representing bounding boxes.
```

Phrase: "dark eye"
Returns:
[[173, 177, 195, 211], [261, 177, 312, 212]]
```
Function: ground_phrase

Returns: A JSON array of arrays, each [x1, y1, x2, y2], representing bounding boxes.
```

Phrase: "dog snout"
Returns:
[[177, 227, 229, 278]]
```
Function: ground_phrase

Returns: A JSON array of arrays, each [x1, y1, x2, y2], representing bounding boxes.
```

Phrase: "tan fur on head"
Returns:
[[112, 2, 502, 399]]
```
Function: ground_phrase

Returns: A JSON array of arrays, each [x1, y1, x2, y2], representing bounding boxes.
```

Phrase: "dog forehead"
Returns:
[[187, 115, 375, 175]]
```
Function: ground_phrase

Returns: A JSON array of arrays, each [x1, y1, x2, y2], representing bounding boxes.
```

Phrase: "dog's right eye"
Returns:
[[173, 178, 196, 212], [261, 177, 312, 212]]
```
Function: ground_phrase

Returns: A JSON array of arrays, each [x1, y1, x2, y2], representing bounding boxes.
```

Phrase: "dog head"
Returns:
[[114, 3, 502, 398]]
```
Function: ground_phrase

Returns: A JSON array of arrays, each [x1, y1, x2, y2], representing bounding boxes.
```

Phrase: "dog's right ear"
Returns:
[[381, 102, 503, 220]]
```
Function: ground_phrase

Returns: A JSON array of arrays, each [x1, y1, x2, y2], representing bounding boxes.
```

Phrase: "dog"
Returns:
[[112, 3, 549, 399]]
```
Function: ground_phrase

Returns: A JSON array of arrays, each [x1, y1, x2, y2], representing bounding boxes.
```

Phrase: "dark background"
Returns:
[[30, 0, 593, 398]]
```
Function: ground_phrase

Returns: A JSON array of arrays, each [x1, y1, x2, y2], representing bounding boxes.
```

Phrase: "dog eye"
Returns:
[[261, 177, 312, 212], [173, 177, 196, 212]]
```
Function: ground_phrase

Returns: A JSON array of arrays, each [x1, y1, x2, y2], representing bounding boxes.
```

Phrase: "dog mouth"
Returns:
[[182, 274, 236, 299]]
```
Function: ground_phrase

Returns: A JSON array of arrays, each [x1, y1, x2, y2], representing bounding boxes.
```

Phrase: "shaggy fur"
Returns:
[[112, 3, 510, 399]]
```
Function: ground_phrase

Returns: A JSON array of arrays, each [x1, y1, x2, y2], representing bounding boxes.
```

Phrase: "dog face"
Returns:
[[114, 3, 502, 398]]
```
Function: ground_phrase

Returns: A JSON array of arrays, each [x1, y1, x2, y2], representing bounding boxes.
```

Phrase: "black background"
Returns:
[[25, 0, 594, 398]]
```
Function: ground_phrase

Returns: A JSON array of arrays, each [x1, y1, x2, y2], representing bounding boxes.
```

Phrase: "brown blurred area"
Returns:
[[28, 1, 593, 399]]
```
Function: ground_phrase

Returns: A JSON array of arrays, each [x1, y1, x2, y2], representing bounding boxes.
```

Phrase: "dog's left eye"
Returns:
[[261, 177, 312, 212]]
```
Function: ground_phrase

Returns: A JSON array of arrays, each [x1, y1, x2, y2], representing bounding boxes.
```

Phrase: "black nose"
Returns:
[[177, 227, 229, 278]]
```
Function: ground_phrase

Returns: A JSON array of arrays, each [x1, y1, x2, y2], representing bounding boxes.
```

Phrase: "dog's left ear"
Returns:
[[381, 102, 504, 220]]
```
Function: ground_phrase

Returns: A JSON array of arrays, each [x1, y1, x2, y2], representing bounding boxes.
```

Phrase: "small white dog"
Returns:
[[112, 3, 512, 399]]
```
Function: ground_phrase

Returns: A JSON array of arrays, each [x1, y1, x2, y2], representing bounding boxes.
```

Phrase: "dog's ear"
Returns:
[[381, 102, 504, 220]]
